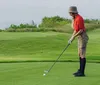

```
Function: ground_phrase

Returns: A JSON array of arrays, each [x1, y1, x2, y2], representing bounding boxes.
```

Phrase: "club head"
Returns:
[[44, 70, 48, 73]]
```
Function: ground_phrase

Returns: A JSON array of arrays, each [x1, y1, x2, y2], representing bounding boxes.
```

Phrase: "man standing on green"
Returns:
[[68, 6, 89, 77]]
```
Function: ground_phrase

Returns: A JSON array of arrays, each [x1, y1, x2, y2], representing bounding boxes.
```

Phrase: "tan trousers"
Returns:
[[78, 32, 89, 58]]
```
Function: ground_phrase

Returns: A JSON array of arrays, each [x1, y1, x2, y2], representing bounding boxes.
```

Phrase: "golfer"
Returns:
[[68, 6, 89, 77]]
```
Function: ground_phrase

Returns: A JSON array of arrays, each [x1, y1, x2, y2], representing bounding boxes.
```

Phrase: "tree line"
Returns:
[[0, 16, 100, 32]]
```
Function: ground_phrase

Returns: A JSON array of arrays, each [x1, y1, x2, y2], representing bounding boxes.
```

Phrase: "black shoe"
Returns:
[[73, 69, 80, 75], [74, 72, 85, 77]]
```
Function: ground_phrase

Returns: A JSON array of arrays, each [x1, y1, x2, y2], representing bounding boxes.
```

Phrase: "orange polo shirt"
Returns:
[[73, 14, 85, 32]]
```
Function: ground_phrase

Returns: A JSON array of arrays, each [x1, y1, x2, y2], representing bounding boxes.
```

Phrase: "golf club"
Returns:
[[43, 43, 70, 76]]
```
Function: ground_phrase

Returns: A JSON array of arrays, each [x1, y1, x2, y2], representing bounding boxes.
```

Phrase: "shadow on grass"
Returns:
[[0, 59, 100, 64]]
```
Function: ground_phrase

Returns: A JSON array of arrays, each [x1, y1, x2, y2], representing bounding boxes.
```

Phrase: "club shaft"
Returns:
[[47, 44, 70, 73]]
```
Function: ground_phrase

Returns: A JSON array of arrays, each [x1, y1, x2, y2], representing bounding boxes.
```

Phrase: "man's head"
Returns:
[[69, 6, 78, 18]]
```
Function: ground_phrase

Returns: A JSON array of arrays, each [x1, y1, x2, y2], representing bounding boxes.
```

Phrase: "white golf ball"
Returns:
[[43, 73, 46, 76]]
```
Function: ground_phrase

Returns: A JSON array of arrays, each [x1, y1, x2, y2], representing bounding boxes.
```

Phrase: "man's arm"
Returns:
[[73, 29, 83, 38], [68, 29, 83, 44]]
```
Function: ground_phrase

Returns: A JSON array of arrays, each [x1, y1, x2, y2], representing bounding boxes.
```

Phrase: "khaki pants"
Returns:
[[78, 32, 89, 58]]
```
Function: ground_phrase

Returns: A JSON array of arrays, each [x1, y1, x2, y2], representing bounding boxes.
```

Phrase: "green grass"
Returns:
[[0, 62, 100, 85], [0, 29, 100, 85], [0, 29, 100, 62]]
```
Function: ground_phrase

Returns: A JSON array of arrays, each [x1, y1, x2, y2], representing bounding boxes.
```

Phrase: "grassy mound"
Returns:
[[0, 29, 100, 62]]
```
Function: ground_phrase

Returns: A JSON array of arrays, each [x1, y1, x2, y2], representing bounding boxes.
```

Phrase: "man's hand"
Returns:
[[68, 39, 72, 44], [68, 36, 75, 44]]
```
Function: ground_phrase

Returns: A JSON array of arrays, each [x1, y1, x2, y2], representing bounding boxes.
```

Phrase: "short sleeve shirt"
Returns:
[[73, 14, 85, 32]]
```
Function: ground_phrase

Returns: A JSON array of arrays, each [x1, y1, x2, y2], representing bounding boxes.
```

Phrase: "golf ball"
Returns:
[[43, 73, 46, 76]]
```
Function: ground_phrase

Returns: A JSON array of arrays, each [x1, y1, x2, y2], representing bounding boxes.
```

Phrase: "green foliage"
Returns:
[[6, 23, 37, 32], [9, 23, 37, 29], [5, 28, 34, 32], [38, 16, 100, 33], [0, 29, 2, 32], [39, 16, 71, 28], [5, 16, 100, 32], [84, 19, 100, 23], [85, 23, 100, 32]]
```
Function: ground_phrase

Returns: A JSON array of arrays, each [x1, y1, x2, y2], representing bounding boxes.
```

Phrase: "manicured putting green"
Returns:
[[0, 62, 100, 85]]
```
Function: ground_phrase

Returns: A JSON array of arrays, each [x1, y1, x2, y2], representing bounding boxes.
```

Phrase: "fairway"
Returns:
[[0, 29, 100, 85], [0, 62, 100, 85], [0, 30, 100, 62]]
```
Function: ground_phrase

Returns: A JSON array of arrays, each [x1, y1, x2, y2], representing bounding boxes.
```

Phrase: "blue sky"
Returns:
[[0, 0, 100, 28]]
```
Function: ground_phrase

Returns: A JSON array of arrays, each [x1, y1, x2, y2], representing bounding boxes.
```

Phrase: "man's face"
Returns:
[[69, 12, 75, 18], [69, 12, 74, 17]]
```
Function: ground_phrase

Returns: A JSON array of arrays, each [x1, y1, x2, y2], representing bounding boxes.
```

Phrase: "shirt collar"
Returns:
[[74, 14, 79, 19]]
